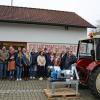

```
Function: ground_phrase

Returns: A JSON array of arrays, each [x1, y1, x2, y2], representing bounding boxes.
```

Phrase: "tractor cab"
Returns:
[[77, 37, 100, 60], [76, 34, 100, 98], [77, 38, 94, 69], [77, 38, 100, 70]]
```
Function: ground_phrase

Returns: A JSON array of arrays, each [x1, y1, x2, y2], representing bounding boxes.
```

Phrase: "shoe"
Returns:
[[19, 78, 22, 81], [30, 76, 32, 79], [39, 77, 43, 80], [32, 77, 36, 80], [16, 78, 19, 81], [12, 78, 15, 81]]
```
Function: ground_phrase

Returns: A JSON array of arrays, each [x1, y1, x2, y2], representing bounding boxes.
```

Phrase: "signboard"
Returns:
[[27, 42, 78, 54]]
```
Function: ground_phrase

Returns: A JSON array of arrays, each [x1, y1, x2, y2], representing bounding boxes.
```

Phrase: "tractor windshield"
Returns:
[[77, 39, 94, 59], [77, 38, 100, 61]]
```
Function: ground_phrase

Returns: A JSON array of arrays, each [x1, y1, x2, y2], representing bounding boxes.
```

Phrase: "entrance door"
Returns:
[[0, 41, 27, 50]]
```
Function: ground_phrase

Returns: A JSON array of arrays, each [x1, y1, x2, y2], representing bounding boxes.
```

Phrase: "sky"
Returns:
[[0, 0, 100, 26]]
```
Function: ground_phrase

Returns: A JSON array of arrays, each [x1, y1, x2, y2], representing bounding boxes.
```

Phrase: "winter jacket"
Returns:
[[16, 54, 24, 67], [0, 50, 9, 63], [45, 53, 52, 66], [37, 55, 46, 66], [31, 52, 38, 65], [23, 53, 32, 66], [64, 55, 77, 69]]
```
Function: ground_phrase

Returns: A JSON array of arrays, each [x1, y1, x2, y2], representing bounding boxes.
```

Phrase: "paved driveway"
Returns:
[[0, 80, 99, 100]]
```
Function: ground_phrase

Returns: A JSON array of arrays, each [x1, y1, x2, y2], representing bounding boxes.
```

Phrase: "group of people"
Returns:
[[0, 46, 77, 81]]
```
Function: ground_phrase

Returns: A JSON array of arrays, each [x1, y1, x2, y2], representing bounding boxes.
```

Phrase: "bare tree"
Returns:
[[95, 20, 100, 32], [88, 20, 100, 34]]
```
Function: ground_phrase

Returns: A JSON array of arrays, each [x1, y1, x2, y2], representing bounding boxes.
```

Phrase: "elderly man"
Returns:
[[64, 50, 77, 70]]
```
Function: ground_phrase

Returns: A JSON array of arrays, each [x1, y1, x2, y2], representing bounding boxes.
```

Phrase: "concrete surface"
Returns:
[[0, 80, 99, 100]]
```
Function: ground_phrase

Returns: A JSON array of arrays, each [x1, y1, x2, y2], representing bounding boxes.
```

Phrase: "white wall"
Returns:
[[0, 22, 87, 44]]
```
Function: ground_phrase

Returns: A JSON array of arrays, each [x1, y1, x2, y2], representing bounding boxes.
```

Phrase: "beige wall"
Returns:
[[0, 22, 87, 44]]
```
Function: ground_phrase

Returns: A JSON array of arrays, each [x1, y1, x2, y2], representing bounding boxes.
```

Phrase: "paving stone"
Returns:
[[0, 80, 99, 100]]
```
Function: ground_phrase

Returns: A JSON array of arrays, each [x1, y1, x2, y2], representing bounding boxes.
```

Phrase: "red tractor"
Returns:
[[76, 32, 100, 98]]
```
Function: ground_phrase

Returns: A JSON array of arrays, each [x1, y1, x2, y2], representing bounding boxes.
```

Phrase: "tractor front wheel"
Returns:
[[89, 67, 100, 98]]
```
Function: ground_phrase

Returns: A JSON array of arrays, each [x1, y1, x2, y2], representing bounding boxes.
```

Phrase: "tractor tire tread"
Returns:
[[89, 67, 100, 98]]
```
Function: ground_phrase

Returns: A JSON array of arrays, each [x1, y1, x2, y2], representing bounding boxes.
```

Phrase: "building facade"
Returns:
[[0, 5, 95, 53]]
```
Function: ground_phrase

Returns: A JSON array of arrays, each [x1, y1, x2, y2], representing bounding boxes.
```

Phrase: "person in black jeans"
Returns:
[[30, 49, 38, 79], [44, 48, 53, 77], [23, 50, 32, 80], [37, 51, 46, 80]]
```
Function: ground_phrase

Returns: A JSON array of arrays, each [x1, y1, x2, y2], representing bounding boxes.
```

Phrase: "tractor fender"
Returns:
[[87, 61, 100, 71]]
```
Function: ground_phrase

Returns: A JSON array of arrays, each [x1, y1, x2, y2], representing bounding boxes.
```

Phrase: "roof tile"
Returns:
[[0, 5, 95, 28]]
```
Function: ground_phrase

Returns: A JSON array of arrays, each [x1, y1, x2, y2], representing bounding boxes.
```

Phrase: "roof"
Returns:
[[0, 5, 95, 28]]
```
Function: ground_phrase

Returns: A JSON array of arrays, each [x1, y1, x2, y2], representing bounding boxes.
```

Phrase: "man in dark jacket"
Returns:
[[64, 50, 77, 70], [30, 49, 38, 79], [60, 47, 70, 70], [44, 48, 52, 77]]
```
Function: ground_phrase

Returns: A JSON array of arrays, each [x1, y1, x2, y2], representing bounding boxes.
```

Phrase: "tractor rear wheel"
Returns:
[[89, 67, 100, 98]]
